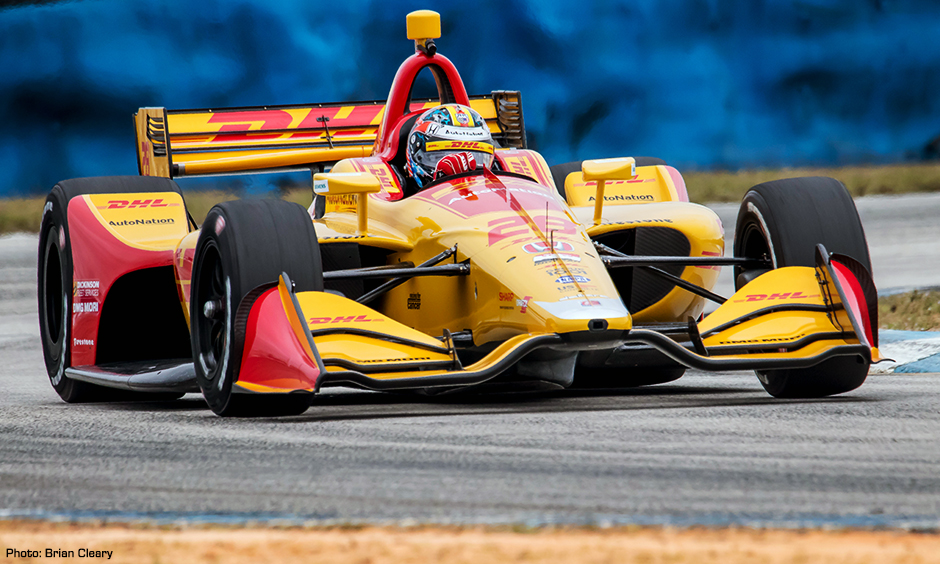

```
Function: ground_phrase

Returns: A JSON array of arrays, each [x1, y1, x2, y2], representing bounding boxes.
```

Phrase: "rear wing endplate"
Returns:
[[133, 91, 525, 179]]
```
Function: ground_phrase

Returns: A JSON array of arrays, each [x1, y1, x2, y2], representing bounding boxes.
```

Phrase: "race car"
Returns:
[[37, 10, 882, 416]]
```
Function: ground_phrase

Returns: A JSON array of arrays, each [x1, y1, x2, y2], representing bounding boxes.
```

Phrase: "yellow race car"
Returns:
[[37, 10, 881, 416]]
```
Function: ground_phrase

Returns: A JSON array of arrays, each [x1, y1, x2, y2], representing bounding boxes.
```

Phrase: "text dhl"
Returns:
[[734, 291, 818, 303], [307, 315, 382, 324], [104, 199, 171, 209]]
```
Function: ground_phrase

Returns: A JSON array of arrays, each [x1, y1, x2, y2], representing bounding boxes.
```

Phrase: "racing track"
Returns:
[[1, 194, 939, 527]]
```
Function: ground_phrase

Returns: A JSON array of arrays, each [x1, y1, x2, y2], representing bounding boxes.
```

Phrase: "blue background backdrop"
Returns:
[[1, 0, 939, 195]]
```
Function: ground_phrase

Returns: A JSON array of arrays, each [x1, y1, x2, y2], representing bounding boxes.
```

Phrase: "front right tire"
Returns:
[[733, 176, 872, 398]]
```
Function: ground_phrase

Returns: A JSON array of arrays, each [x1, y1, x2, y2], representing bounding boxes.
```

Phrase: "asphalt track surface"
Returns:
[[2, 193, 940, 527]]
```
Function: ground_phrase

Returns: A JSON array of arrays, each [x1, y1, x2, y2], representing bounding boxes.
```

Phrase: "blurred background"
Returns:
[[1, 0, 939, 196]]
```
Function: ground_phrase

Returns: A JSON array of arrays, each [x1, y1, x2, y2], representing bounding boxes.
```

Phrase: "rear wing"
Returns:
[[134, 92, 525, 179]]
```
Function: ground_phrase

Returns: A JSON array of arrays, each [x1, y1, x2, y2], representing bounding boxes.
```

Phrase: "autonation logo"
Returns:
[[109, 218, 175, 226]]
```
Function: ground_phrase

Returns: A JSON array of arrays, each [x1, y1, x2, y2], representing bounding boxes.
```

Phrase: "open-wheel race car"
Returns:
[[37, 10, 883, 416]]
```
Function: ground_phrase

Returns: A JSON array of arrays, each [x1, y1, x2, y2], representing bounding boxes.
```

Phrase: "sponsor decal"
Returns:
[[426, 123, 488, 138], [733, 291, 819, 303], [516, 295, 533, 314], [407, 293, 421, 310], [533, 252, 581, 265], [308, 314, 383, 324], [522, 241, 574, 254], [555, 275, 590, 284], [43, 201, 53, 217], [498, 292, 515, 302], [455, 108, 470, 125], [718, 333, 807, 346], [73, 338, 94, 346], [587, 194, 655, 202], [426, 140, 493, 154], [214, 215, 226, 235], [109, 218, 175, 227], [544, 267, 588, 277], [73, 280, 100, 298], [101, 199, 173, 209], [72, 302, 99, 314], [609, 218, 674, 226], [559, 294, 607, 301], [360, 357, 431, 364], [581, 300, 601, 306]]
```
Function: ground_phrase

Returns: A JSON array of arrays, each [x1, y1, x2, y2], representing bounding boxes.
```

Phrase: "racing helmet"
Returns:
[[405, 104, 494, 188]]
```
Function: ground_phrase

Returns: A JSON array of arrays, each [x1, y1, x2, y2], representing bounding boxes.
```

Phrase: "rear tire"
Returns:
[[190, 199, 323, 417], [38, 176, 187, 403], [733, 176, 871, 398], [550, 157, 667, 201]]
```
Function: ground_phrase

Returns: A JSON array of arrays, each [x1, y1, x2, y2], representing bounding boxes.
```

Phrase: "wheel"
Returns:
[[38, 176, 188, 403], [733, 176, 871, 398], [190, 199, 323, 417], [549, 157, 667, 201]]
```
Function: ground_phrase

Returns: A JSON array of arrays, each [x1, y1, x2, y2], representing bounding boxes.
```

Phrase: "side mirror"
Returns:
[[581, 157, 637, 225], [313, 172, 381, 235]]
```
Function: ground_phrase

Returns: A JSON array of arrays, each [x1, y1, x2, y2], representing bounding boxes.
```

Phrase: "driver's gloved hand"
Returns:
[[434, 152, 477, 180]]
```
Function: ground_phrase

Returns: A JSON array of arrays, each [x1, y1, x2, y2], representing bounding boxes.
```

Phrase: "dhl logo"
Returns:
[[572, 179, 654, 188], [734, 291, 820, 303], [500, 153, 553, 186], [99, 199, 177, 209], [308, 314, 383, 324], [426, 140, 494, 154]]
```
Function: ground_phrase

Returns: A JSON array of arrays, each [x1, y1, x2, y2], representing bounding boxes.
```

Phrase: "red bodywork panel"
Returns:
[[236, 287, 321, 393], [67, 198, 177, 366]]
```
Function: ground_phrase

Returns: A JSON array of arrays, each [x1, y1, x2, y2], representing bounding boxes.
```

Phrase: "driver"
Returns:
[[405, 103, 495, 191]]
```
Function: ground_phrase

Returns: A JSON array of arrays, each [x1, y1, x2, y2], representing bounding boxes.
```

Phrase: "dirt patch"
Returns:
[[2, 521, 940, 564]]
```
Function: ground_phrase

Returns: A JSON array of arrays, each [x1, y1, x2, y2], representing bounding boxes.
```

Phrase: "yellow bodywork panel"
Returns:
[[83, 192, 189, 250], [565, 164, 682, 207], [294, 291, 454, 376]]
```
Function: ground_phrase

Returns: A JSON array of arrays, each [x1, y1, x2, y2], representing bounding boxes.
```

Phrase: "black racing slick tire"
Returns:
[[190, 199, 323, 417], [38, 176, 187, 403], [732, 176, 872, 398], [550, 157, 667, 201]]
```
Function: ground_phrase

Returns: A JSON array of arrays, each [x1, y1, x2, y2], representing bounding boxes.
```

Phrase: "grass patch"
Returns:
[[879, 290, 940, 332], [685, 162, 940, 202]]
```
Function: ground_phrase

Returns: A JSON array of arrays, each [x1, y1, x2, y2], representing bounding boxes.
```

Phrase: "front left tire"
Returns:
[[190, 199, 323, 416]]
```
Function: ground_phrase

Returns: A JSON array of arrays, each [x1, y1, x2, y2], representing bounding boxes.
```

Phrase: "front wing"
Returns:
[[230, 247, 879, 395]]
